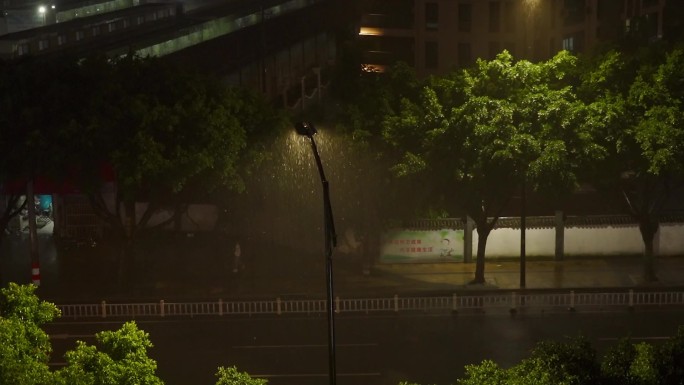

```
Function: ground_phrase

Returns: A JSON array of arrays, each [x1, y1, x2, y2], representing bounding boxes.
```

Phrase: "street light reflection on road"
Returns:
[[294, 121, 338, 385]]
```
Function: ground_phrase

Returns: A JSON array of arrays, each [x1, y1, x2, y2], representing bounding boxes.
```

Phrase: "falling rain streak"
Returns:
[[223, 125, 377, 281]]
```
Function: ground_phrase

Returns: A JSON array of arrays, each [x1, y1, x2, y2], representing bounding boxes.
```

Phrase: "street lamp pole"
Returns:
[[295, 121, 338, 385]]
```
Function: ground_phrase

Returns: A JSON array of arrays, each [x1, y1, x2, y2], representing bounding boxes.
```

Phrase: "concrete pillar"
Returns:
[[464, 216, 473, 263], [555, 210, 564, 261]]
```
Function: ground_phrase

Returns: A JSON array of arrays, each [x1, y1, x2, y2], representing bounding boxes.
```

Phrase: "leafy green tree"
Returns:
[[581, 47, 684, 281], [54, 321, 163, 385], [0, 283, 60, 385], [382, 51, 597, 283], [214, 366, 267, 385], [65, 55, 247, 237], [456, 360, 508, 385], [508, 336, 600, 385], [0, 55, 82, 253], [656, 325, 684, 385], [39, 55, 287, 285]]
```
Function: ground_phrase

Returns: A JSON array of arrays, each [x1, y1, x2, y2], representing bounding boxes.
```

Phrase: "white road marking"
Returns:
[[252, 372, 381, 378], [50, 334, 95, 340], [233, 343, 378, 349], [599, 336, 670, 341]]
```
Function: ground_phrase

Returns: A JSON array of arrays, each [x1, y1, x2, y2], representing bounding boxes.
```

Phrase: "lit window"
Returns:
[[38, 39, 49, 50], [562, 37, 574, 51], [17, 43, 29, 55], [57, 35, 66, 45]]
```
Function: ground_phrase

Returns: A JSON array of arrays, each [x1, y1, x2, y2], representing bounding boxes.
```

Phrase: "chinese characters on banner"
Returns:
[[380, 229, 465, 262]]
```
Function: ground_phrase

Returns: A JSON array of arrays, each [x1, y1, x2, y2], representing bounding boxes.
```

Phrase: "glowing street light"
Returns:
[[294, 121, 338, 385], [38, 5, 47, 25]]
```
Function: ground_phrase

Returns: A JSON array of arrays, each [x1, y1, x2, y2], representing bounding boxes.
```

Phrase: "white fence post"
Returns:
[[629, 290, 634, 308], [218, 299, 223, 316], [160, 300, 165, 317], [277, 297, 282, 315], [335, 296, 340, 313], [101, 300, 106, 318], [570, 290, 575, 311], [452, 293, 458, 311], [394, 295, 399, 312]]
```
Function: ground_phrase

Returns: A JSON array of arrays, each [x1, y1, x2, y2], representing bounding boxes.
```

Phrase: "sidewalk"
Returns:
[[128, 255, 684, 301], [339, 256, 684, 296], [5, 234, 684, 303]]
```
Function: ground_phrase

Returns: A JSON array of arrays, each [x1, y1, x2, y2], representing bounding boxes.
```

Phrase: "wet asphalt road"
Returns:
[[46, 308, 684, 385]]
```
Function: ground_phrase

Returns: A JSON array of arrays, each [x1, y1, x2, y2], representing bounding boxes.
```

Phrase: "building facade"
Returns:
[[359, 0, 666, 77]]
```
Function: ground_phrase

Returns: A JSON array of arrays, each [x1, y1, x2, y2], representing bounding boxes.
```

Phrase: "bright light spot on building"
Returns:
[[38, 5, 46, 13], [359, 27, 384, 36]]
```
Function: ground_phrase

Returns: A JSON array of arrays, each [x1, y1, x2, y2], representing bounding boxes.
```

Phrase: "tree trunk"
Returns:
[[117, 201, 136, 290], [472, 225, 491, 284], [27, 180, 40, 286], [639, 218, 659, 282]]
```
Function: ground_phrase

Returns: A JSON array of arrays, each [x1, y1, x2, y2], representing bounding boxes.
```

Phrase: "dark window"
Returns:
[[503, 41, 516, 56], [488, 41, 500, 59], [504, 1, 516, 33], [425, 2, 438, 30], [362, 0, 414, 29], [489, 1, 501, 33], [459, 3, 472, 32], [458, 42, 472, 67], [425, 41, 438, 68], [563, 0, 585, 26]]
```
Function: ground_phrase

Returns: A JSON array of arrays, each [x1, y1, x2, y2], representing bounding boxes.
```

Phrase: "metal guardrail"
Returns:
[[56, 290, 684, 319]]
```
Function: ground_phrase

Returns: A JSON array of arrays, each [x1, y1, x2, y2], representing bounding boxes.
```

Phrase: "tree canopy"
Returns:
[[0, 283, 268, 385], [457, 330, 684, 385], [380, 51, 599, 283]]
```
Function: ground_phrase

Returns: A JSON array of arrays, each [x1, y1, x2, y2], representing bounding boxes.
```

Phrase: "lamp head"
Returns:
[[295, 121, 317, 137]]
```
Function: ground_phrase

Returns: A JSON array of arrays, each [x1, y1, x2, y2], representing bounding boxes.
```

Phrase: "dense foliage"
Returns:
[[0, 284, 266, 385], [332, 42, 684, 283], [0, 54, 288, 239], [453, 331, 684, 385]]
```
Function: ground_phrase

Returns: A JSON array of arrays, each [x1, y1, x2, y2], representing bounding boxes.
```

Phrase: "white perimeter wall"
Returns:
[[474, 224, 684, 258]]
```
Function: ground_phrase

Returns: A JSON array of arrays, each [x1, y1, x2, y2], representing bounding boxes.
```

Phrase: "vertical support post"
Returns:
[[277, 297, 282, 315], [295, 123, 337, 385], [570, 290, 575, 311], [27, 179, 40, 286], [394, 294, 399, 312], [218, 298, 223, 316], [452, 293, 458, 311], [300, 76, 306, 112], [314, 67, 321, 101], [555, 210, 564, 261], [160, 300, 165, 317], [464, 216, 473, 263], [101, 300, 107, 318], [520, 175, 526, 288]]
